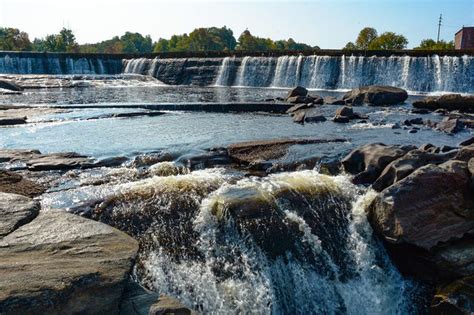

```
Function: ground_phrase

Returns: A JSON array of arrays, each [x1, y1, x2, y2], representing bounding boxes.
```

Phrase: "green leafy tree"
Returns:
[[343, 42, 357, 50], [414, 39, 454, 50], [0, 27, 32, 51], [120, 32, 153, 53], [369, 32, 408, 50], [355, 27, 378, 50], [236, 30, 276, 51]]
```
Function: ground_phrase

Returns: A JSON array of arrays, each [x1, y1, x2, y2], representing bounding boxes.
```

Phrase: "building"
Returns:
[[455, 27, 474, 49]]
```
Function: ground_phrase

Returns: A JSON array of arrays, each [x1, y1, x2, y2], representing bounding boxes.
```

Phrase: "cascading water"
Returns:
[[90, 165, 423, 314], [213, 54, 474, 93], [0, 53, 122, 75]]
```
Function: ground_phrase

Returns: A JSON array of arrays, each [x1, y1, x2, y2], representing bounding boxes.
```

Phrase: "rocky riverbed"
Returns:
[[0, 79, 473, 314]]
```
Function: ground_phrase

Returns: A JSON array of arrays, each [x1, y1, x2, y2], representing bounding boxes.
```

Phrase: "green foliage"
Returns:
[[355, 27, 378, 50], [32, 28, 78, 52], [344, 27, 408, 50], [414, 39, 454, 50], [153, 26, 237, 52], [0, 27, 31, 51], [343, 42, 357, 50], [368, 32, 408, 50]]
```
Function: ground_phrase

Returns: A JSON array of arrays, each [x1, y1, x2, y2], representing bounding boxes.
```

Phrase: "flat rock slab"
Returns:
[[0, 192, 40, 237], [26, 152, 95, 171], [228, 138, 347, 165], [0, 117, 26, 126], [0, 171, 45, 197], [0, 210, 138, 314]]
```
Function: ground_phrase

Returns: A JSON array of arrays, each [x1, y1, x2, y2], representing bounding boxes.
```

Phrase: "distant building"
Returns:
[[455, 27, 474, 49]]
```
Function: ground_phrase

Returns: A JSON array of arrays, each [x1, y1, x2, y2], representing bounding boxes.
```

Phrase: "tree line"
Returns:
[[0, 26, 455, 54]]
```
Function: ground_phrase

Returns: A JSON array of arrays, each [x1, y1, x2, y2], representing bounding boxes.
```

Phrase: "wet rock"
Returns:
[[333, 116, 350, 123], [228, 138, 346, 168], [341, 143, 414, 185], [311, 95, 324, 105], [324, 96, 346, 105], [0, 117, 26, 126], [0, 149, 41, 163], [413, 94, 474, 113], [335, 106, 354, 118], [0, 79, 23, 92], [432, 276, 474, 314], [372, 149, 458, 191], [408, 129, 418, 134], [286, 86, 308, 99], [0, 171, 45, 197], [95, 156, 129, 168], [411, 108, 430, 114], [391, 123, 401, 129], [455, 145, 474, 162], [343, 85, 408, 106], [459, 136, 474, 147], [149, 295, 196, 315], [286, 103, 313, 115], [27, 152, 95, 171], [118, 281, 160, 315], [405, 117, 424, 125], [180, 148, 232, 170], [0, 210, 138, 314], [292, 110, 306, 123], [286, 95, 315, 104], [130, 152, 175, 167], [0, 192, 40, 237], [368, 161, 473, 251], [436, 117, 464, 134], [101, 111, 166, 119], [292, 108, 326, 124]]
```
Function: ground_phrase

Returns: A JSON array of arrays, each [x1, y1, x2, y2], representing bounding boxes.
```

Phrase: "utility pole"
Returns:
[[437, 14, 443, 43]]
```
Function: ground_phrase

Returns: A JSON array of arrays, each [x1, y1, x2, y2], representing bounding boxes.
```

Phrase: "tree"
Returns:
[[414, 39, 454, 50], [120, 32, 153, 53], [355, 27, 378, 50], [369, 32, 408, 50], [0, 27, 32, 51], [236, 30, 276, 51], [343, 42, 357, 50]]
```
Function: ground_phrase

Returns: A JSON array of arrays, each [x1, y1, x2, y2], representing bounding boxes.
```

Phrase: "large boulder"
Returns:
[[432, 276, 474, 314], [343, 85, 408, 106], [286, 86, 308, 99], [436, 117, 465, 134], [0, 80, 23, 92], [372, 149, 458, 191], [413, 94, 474, 113], [341, 143, 414, 185], [368, 160, 473, 251], [0, 192, 40, 237], [0, 210, 138, 314]]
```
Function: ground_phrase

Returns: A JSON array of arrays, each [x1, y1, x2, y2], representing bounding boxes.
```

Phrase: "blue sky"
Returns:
[[0, 0, 473, 48]]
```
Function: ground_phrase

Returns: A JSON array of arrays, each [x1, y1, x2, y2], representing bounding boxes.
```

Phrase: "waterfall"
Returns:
[[91, 167, 423, 314], [0, 53, 122, 75], [213, 54, 474, 93]]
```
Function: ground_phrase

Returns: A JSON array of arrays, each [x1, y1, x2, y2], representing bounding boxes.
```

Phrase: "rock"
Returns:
[[335, 106, 354, 118], [0, 80, 23, 92], [408, 129, 418, 134], [372, 149, 458, 191], [432, 276, 474, 314], [0, 171, 45, 197], [286, 103, 313, 115], [436, 117, 464, 134], [413, 94, 474, 113], [180, 148, 232, 170], [324, 96, 346, 105], [286, 86, 308, 99], [118, 281, 160, 315], [130, 152, 175, 167], [333, 116, 350, 123], [352, 112, 369, 120], [95, 156, 129, 168], [311, 95, 324, 105], [0, 192, 40, 237], [460, 136, 474, 147], [149, 295, 195, 315], [341, 143, 414, 185], [227, 138, 347, 169], [343, 85, 408, 106], [27, 152, 95, 171], [292, 110, 306, 123], [0, 117, 26, 126], [411, 108, 431, 114], [455, 145, 474, 162], [304, 111, 326, 123], [406, 117, 424, 125], [368, 161, 474, 251], [0, 149, 41, 163], [391, 123, 401, 129], [286, 95, 314, 104], [0, 210, 138, 314]]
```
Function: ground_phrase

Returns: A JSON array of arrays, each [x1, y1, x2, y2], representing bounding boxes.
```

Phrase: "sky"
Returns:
[[0, 0, 473, 49]]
